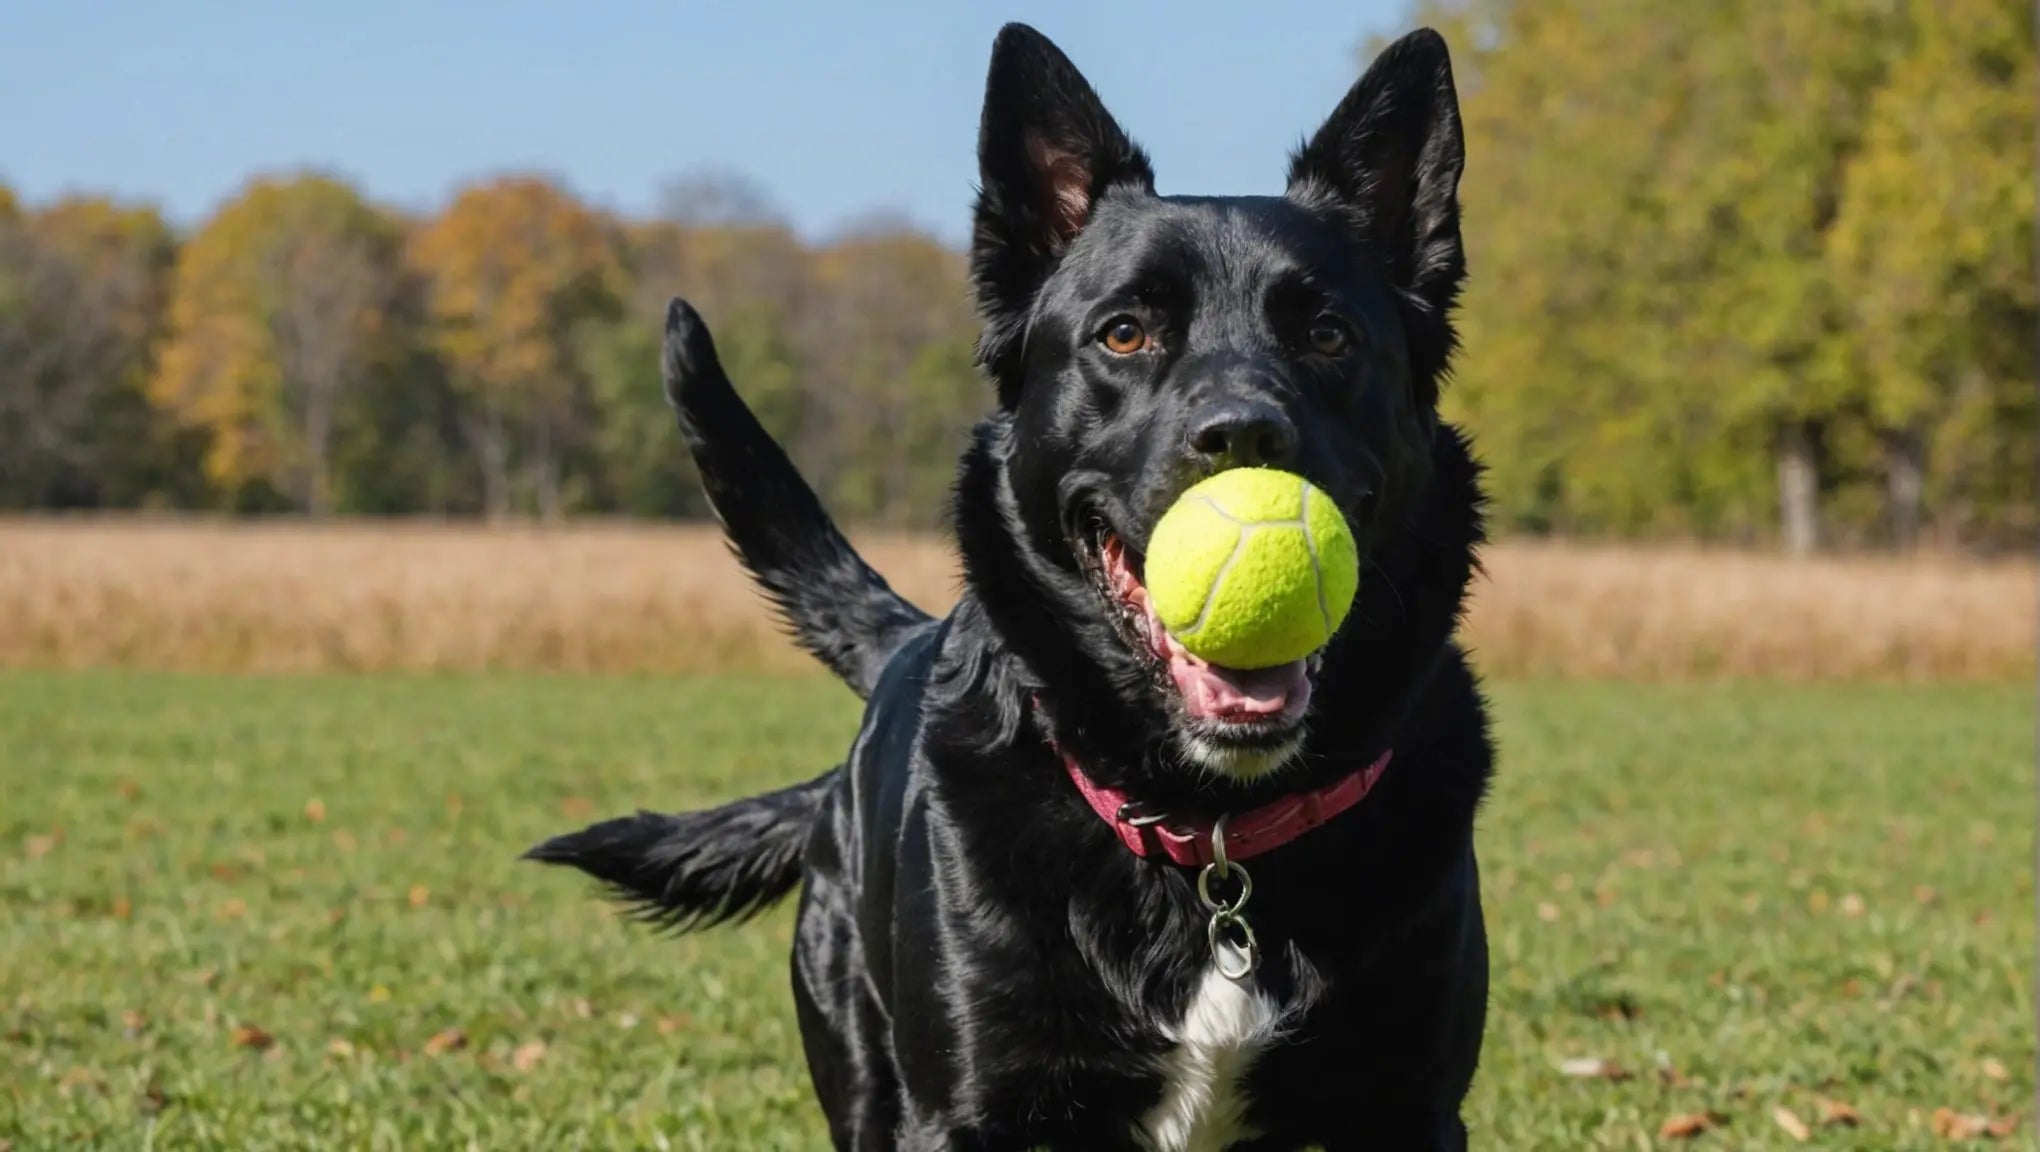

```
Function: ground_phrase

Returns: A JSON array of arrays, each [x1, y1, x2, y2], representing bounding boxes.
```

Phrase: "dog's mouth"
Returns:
[[1076, 519, 1316, 745]]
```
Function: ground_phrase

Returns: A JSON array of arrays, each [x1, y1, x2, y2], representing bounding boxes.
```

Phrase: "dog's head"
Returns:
[[954, 25, 1469, 790]]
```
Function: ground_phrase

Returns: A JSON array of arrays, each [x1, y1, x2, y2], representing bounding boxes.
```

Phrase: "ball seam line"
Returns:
[[1300, 483, 1333, 639], [1179, 523, 1250, 641], [1192, 493, 1246, 525]]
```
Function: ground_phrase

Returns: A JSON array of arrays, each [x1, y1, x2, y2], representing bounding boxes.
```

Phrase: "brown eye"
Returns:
[[1100, 316, 1148, 355], [1308, 315, 1352, 356]]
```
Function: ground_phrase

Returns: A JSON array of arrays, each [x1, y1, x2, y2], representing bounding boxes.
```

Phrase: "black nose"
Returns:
[[1190, 404, 1298, 470]]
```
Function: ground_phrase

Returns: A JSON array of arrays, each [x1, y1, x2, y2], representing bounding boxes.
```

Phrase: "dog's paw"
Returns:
[[661, 296, 726, 409]]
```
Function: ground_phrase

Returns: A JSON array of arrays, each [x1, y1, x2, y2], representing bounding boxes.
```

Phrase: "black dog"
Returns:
[[532, 23, 1492, 1151]]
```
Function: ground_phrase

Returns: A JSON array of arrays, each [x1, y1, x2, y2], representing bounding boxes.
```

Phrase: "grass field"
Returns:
[[2, 672, 2030, 1149]]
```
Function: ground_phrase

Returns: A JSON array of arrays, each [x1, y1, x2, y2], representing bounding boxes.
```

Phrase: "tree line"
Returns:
[[0, 170, 979, 527], [2, 0, 2031, 549]]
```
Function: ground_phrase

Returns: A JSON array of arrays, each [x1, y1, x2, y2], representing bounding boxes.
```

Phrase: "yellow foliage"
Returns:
[[149, 173, 403, 504], [406, 176, 625, 414]]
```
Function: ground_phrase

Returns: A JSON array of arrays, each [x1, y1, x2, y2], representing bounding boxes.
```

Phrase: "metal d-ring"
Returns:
[[1114, 802, 1170, 829]]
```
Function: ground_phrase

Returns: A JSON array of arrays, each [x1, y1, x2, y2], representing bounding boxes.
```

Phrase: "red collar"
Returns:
[[1057, 745, 1392, 867]]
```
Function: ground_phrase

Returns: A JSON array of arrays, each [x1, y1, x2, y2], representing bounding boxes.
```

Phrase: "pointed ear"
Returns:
[[971, 23, 1154, 403], [1287, 29, 1465, 331]]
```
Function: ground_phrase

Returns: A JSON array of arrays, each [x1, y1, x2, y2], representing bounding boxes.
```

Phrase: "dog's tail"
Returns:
[[661, 298, 932, 698], [523, 766, 836, 931]]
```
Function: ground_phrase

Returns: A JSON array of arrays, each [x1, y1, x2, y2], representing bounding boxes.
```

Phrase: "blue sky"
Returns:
[[1, 1, 1409, 245]]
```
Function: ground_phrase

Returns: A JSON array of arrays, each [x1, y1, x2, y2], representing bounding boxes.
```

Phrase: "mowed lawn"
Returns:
[[0, 673, 2029, 1150]]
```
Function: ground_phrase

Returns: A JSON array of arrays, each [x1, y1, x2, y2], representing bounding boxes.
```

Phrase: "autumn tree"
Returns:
[[408, 176, 625, 519], [0, 196, 179, 507], [151, 173, 406, 512]]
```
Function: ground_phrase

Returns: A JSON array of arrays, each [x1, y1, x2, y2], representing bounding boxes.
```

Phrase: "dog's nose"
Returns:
[[1190, 404, 1299, 470]]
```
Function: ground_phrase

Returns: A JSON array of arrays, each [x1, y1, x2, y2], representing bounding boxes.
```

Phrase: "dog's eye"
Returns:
[[1308, 315, 1352, 357], [1099, 316, 1149, 355]]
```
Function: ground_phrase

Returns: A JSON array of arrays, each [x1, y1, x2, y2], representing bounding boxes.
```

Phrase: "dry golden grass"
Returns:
[[2, 517, 2031, 680]]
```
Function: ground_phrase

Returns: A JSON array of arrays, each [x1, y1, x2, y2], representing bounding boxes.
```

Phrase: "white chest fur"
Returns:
[[1137, 967, 1281, 1152]]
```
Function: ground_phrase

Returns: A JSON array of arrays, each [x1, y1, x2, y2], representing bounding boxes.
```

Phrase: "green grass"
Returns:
[[0, 673, 2030, 1150]]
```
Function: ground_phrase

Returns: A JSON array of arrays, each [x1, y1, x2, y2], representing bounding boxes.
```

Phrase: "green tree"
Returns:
[[1827, 0, 2036, 547], [1416, 0, 2030, 551]]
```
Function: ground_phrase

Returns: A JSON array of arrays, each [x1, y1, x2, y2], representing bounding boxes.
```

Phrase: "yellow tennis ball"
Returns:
[[1145, 468, 1359, 670]]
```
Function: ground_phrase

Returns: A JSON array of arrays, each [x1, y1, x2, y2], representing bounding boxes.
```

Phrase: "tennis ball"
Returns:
[[1144, 468, 1358, 670]]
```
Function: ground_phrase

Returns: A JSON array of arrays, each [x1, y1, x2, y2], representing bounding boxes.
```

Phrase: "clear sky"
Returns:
[[0, 1, 1408, 244]]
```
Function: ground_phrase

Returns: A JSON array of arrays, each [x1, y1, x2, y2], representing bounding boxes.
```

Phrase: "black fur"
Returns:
[[532, 24, 1494, 1150]]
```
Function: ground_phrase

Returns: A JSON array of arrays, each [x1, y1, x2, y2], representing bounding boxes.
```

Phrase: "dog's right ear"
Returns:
[[971, 23, 1154, 405]]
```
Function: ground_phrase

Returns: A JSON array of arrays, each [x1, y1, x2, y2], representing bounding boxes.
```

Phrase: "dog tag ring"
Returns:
[[1197, 816, 1261, 981]]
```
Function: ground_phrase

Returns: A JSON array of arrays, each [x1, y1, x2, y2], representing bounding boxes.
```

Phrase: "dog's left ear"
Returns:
[[971, 23, 1155, 404], [1288, 29, 1465, 347]]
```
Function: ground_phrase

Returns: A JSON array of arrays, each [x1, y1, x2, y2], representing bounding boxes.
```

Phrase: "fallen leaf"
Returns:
[[1559, 1057, 1630, 1081], [1807, 890, 1831, 913], [1980, 1058, 2008, 1081], [1933, 1108, 1991, 1140], [1840, 893, 1865, 917], [23, 834, 57, 860], [111, 896, 132, 921], [367, 985, 391, 1004], [570, 997, 593, 1020], [444, 793, 465, 818], [1660, 1111, 1724, 1139], [1987, 1115, 2021, 1138], [333, 830, 358, 853], [1817, 1097, 1862, 1127], [422, 1027, 467, 1056], [216, 898, 247, 921], [230, 1024, 275, 1051], [383, 827, 407, 847], [656, 1014, 691, 1035], [327, 1038, 355, 1058], [1773, 1105, 1811, 1142], [117, 779, 141, 801], [1914, 884, 1938, 905], [58, 1066, 100, 1090], [615, 1012, 639, 1030], [559, 795, 595, 818], [1537, 902, 1561, 922], [304, 799, 326, 824], [408, 885, 430, 908], [512, 1039, 546, 1072]]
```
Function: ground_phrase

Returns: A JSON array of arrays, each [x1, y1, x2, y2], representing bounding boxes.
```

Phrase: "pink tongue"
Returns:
[[1103, 536, 1312, 723], [1165, 642, 1311, 721]]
